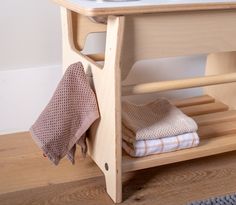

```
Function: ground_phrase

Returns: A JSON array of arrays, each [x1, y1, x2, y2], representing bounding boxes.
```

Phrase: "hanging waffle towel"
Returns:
[[123, 132, 199, 157], [30, 62, 99, 165], [122, 98, 198, 142]]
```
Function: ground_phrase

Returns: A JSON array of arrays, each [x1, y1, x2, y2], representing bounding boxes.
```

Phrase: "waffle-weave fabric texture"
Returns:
[[30, 62, 99, 165], [122, 98, 198, 142]]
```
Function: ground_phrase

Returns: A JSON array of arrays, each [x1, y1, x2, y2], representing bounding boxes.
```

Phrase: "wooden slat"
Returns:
[[198, 121, 236, 138], [172, 95, 215, 108], [180, 101, 228, 116], [123, 133, 236, 172], [122, 73, 236, 96], [122, 95, 236, 173], [0, 132, 102, 195], [193, 110, 236, 126]]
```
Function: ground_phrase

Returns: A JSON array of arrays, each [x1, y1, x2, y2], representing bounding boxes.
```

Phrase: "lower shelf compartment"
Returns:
[[122, 95, 236, 172]]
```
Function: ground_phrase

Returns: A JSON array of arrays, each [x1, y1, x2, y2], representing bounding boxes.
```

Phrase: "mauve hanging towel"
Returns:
[[30, 62, 99, 165]]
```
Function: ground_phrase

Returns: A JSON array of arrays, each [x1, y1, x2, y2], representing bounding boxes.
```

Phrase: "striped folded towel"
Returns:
[[122, 132, 199, 157]]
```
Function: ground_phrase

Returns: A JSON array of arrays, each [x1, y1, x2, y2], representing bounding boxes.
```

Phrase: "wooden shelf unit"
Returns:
[[123, 95, 236, 172], [55, 1, 236, 203]]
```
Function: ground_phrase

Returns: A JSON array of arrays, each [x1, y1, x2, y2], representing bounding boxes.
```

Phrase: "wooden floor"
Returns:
[[1, 132, 236, 205]]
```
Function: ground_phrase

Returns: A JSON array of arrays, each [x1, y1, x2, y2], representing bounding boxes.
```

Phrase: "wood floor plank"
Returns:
[[1, 151, 236, 205], [0, 132, 41, 159], [1, 95, 236, 204], [0, 132, 102, 195]]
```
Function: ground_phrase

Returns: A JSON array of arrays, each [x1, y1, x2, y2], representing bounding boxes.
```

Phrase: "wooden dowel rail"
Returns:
[[122, 72, 236, 96]]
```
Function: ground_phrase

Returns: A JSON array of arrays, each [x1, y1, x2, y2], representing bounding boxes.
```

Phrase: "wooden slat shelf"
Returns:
[[122, 95, 236, 172]]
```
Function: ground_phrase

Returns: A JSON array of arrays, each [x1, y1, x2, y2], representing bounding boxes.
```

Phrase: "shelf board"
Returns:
[[123, 133, 236, 172], [122, 95, 236, 172]]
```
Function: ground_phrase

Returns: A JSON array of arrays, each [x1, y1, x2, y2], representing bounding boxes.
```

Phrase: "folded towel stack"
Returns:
[[122, 98, 199, 157]]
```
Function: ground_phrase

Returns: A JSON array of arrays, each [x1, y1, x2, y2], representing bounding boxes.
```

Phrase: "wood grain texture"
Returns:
[[70, 11, 106, 51], [54, 3, 236, 203], [1, 96, 236, 203], [61, 8, 124, 202], [204, 52, 236, 110], [171, 95, 215, 107], [180, 101, 228, 116], [122, 96, 236, 172], [60, 8, 103, 72], [0, 97, 231, 195], [87, 15, 125, 203], [0, 132, 102, 195], [1, 150, 236, 205], [193, 110, 236, 126]]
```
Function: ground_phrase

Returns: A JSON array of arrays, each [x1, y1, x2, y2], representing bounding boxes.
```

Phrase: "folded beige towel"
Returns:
[[123, 132, 199, 157], [30, 62, 99, 165], [122, 98, 198, 142]]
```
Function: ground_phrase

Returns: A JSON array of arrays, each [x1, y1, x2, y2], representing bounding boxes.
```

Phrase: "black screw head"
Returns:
[[105, 163, 109, 171]]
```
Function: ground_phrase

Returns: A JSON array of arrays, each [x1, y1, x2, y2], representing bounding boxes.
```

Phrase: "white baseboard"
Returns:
[[0, 65, 63, 135]]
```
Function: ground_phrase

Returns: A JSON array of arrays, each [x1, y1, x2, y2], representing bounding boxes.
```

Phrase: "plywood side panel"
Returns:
[[87, 16, 124, 203], [71, 11, 106, 51], [204, 52, 236, 109], [121, 10, 236, 80]]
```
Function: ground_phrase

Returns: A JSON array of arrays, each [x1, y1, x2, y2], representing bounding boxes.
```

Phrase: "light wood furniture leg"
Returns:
[[88, 16, 124, 203], [61, 7, 124, 203]]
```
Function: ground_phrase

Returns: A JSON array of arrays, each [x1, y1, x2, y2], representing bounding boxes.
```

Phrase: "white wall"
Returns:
[[123, 55, 206, 104], [0, 0, 62, 70], [0, 1, 206, 134], [0, 66, 62, 134], [0, 0, 63, 134]]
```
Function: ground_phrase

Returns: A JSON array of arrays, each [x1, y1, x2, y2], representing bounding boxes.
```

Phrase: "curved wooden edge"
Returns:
[[53, 0, 236, 16], [70, 12, 106, 51]]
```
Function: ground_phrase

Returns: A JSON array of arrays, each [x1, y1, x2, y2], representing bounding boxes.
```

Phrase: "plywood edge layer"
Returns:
[[53, 0, 236, 16]]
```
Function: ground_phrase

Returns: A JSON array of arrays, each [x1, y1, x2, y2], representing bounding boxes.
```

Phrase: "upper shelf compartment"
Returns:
[[53, 0, 236, 16]]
